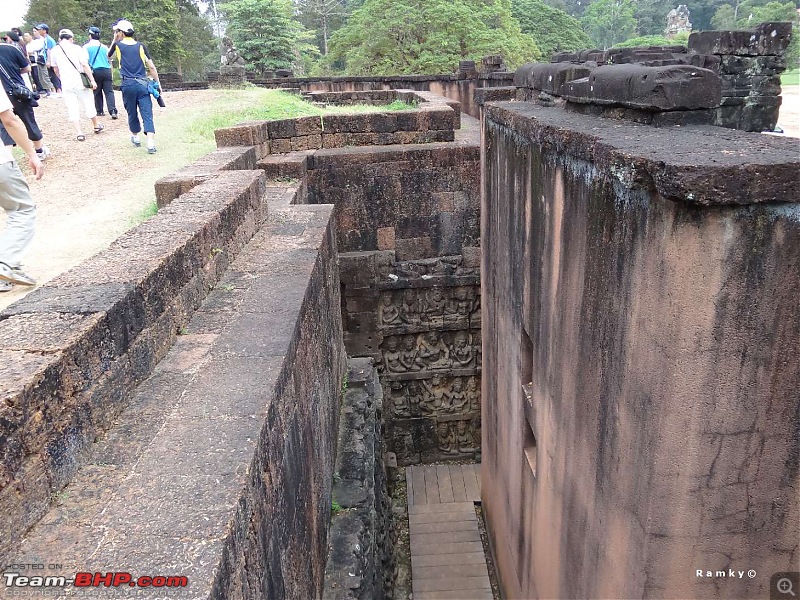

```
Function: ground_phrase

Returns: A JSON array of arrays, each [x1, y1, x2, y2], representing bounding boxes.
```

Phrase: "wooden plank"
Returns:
[[409, 511, 476, 525], [462, 464, 480, 501], [411, 552, 487, 568], [414, 590, 493, 600], [423, 465, 440, 504], [411, 466, 427, 506], [411, 530, 482, 548], [410, 541, 485, 556], [409, 520, 477, 535], [412, 576, 492, 592], [413, 563, 489, 580], [436, 464, 454, 503], [449, 464, 468, 502], [406, 466, 414, 507], [409, 502, 475, 515]]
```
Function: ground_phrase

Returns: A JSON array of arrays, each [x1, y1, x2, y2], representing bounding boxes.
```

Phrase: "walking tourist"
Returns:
[[51, 29, 101, 141], [27, 30, 53, 95], [0, 32, 49, 160], [0, 90, 43, 291], [108, 20, 160, 154], [34, 24, 61, 95], [84, 26, 117, 118]]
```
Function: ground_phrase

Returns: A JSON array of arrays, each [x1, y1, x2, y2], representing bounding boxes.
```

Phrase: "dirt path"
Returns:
[[1, 86, 798, 311]]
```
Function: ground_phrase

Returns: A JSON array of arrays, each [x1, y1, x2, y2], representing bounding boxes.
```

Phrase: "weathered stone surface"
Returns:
[[483, 97, 800, 600], [514, 62, 593, 94], [561, 64, 721, 110], [486, 103, 798, 205], [0, 170, 269, 568], [689, 22, 793, 56]]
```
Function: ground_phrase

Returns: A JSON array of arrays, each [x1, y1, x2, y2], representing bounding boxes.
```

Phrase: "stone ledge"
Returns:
[[0, 170, 268, 566], [485, 102, 800, 206], [9, 188, 345, 598]]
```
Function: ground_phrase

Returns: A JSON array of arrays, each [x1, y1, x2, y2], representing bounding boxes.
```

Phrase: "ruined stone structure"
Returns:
[[665, 4, 692, 38], [0, 23, 797, 600]]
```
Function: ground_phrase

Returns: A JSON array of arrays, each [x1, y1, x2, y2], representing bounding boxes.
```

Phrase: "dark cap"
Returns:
[[5, 31, 20, 43], [35, 23, 49, 31]]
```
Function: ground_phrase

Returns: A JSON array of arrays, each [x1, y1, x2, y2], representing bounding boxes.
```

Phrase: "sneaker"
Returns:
[[0, 281, 11, 292], [97, 112, 106, 116], [36, 145, 50, 160], [147, 146, 157, 154], [111, 111, 118, 120], [131, 135, 141, 147], [0, 263, 35, 286]]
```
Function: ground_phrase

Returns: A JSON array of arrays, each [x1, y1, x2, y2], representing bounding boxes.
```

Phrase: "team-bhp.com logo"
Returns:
[[3, 571, 188, 589]]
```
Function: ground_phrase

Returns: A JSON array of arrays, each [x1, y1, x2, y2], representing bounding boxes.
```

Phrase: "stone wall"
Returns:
[[324, 358, 393, 599], [305, 137, 482, 464], [518, 22, 792, 131], [0, 170, 268, 567], [481, 102, 799, 599]]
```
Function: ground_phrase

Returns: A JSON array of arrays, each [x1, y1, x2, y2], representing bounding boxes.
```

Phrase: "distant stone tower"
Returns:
[[665, 4, 692, 38]]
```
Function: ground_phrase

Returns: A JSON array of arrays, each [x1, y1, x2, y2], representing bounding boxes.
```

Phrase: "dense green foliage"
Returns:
[[613, 32, 690, 48], [581, 0, 637, 50], [711, 1, 799, 67], [221, 0, 319, 75], [511, 0, 591, 58], [327, 0, 540, 75], [23, 0, 215, 79]]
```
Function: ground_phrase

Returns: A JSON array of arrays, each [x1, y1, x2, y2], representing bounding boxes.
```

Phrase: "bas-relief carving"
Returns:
[[378, 286, 480, 330], [393, 256, 479, 280], [388, 374, 480, 418], [381, 331, 480, 373], [437, 418, 480, 454]]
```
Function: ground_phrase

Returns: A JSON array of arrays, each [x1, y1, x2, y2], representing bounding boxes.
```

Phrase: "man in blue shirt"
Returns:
[[108, 20, 161, 154], [84, 26, 117, 119]]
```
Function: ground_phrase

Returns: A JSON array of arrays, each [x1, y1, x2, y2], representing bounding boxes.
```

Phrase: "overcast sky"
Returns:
[[0, 0, 29, 30]]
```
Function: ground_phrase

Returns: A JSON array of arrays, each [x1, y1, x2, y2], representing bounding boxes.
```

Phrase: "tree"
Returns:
[[297, 0, 349, 55], [175, 0, 217, 78], [24, 0, 82, 32], [512, 0, 592, 58], [220, 0, 318, 74], [635, 0, 671, 36], [581, 0, 637, 49], [327, 0, 540, 75]]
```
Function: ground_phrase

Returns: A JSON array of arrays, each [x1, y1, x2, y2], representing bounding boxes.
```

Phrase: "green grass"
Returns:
[[781, 68, 800, 86], [186, 89, 415, 141]]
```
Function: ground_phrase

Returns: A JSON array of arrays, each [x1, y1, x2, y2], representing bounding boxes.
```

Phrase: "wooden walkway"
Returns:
[[406, 464, 492, 600]]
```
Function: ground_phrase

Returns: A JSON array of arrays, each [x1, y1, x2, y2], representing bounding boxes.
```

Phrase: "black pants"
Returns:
[[0, 96, 43, 146], [47, 66, 61, 92], [92, 68, 117, 114]]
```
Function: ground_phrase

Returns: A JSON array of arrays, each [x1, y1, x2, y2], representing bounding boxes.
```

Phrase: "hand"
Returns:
[[91, 81, 97, 89], [27, 153, 44, 180]]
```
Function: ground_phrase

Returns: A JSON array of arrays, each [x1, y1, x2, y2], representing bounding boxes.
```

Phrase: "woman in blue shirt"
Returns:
[[83, 27, 117, 119]]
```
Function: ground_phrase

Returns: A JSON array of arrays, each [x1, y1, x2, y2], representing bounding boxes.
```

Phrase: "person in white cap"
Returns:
[[50, 28, 101, 141], [108, 19, 161, 153], [0, 88, 44, 290]]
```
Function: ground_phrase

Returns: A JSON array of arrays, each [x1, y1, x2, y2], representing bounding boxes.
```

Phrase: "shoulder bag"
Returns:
[[59, 45, 93, 88], [0, 60, 39, 102]]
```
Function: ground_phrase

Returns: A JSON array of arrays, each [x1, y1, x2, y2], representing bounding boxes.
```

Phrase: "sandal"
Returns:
[[94, 124, 104, 134], [76, 134, 86, 141]]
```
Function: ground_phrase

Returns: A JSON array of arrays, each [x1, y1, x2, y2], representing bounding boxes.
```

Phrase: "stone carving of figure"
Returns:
[[425, 288, 446, 316], [389, 380, 409, 417], [450, 331, 475, 369], [383, 336, 405, 373], [448, 378, 468, 413], [407, 381, 422, 416], [421, 374, 448, 414], [401, 289, 421, 325], [456, 419, 477, 453], [221, 36, 246, 66], [416, 330, 450, 370], [466, 377, 480, 413], [437, 421, 457, 454], [379, 293, 401, 327], [400, 334, 419, 372]]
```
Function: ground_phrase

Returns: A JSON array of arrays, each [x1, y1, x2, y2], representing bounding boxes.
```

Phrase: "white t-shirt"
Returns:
[[0, 92, 15, 164], [51, 41, 89, 90]]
